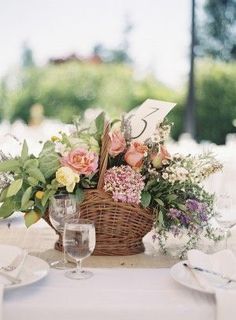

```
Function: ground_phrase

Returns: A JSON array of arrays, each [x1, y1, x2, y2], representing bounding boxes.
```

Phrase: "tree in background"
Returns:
[[184, 0, 196, 138], [199, 0, 236, 61], [93, 18, 133, 64], [21, 42, 35, 68]]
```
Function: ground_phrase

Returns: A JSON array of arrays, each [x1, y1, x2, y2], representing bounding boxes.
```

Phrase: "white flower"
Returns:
[[162, 172, 169, 180], [56, 167, 80, 192], [55, 142, 68, 156]]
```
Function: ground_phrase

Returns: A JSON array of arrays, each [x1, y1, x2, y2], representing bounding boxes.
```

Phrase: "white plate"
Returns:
[[0, 245, 49, 290], [170, 260, 215, 294]]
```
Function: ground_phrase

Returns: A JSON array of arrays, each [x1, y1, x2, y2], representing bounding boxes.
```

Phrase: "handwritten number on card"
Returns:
[[131, 107, 159, 139]]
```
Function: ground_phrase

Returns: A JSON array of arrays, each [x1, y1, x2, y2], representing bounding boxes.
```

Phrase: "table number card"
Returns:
[[126, 99, 176, 142]]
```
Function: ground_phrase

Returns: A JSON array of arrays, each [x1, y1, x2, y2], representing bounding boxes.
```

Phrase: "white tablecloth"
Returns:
[[3, 268, 215, 320]]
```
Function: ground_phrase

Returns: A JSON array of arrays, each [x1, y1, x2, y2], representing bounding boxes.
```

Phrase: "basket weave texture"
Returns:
[[45, 123, 154, 256]]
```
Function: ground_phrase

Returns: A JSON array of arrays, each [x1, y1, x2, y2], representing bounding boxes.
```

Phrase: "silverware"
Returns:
[[0, 271, 21, 285], [0, 251, 25, 272], [183, 263, 236, 283]]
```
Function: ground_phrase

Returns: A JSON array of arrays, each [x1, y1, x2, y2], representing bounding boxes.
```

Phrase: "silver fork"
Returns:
[[0, 251, 25, 272]]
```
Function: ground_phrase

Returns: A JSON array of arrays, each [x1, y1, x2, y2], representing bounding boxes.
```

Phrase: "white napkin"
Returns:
[[0, 246, 27, 320], [0, 249, 27, 285], [187, 249, 236, 320], [0, 284, 3, 320]]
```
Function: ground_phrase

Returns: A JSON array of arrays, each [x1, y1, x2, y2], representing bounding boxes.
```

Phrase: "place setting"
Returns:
[[0, 92, 235, 320], [170, 248, 236, 319], [0, 245, 49, 290]]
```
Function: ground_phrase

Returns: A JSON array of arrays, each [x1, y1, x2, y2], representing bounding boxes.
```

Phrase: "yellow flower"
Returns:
[[35, 191, 45, 200], [56, 167, 80, 192], [51, 136, 60, 142]]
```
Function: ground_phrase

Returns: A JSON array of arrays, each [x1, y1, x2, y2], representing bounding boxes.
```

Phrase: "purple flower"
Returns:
[[199, 212, 208, 222], [168, 208, 191, 227], [179, 213, 191, 226], [152, 234, 157, 242], [168, 208, 181, 219], [186, 199, 200, 212], [186, 199, 208, 222], [170, 226, 181, 237]]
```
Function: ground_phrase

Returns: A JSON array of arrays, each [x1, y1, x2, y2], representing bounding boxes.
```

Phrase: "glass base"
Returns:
[[65, 269, 93, 280], [50, 259, 66, 270]]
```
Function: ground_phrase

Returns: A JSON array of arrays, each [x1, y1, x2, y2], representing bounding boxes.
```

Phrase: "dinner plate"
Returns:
[[170, 260, 215, 294], [0, 245, 49, 290]]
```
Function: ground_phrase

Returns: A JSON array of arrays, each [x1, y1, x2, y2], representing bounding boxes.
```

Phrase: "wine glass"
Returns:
[[215, 192, 236, 249], [49, 194, 78, 268], [63, 218, 96, 280]]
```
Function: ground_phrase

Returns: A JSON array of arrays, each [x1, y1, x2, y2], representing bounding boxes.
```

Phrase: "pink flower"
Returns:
[[108, 130, 126, 157], [61, 148, 98, 176], [124, 142, 148, 169], [151, 145, 171, 168], [104, 165, 145, 204]]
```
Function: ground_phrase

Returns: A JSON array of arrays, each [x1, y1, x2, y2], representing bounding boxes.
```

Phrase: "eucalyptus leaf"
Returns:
[[21, 200, 34, 211], [0, 199, 20, 218], [21, 186, 33, 209], [23, 159, 39, 169], [21, 140, 28, 161], [0, 159, 20, 172], [39, 141, 60, 179], [154, 198, 164, 207], [41, 189, 56, 207], [6, 179, 23, 198], [144, 179, 157, 191], [75, 188, 84, 203], [0, 188, 8, 202], [27, 168, 46, 184], [177, 204, 187, 212], [166, 194, 178, 202], [141, 191, 151, 208], [24, 211, 41, 228], [27, 177, 38, 187], [95, 112, 105, 139], [158, 210, 164, 228]]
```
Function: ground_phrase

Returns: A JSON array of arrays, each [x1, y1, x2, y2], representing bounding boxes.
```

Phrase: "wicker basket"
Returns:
[[45, 123, 154, 256]]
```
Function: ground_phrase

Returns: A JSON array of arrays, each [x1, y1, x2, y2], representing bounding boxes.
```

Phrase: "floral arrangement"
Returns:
[[0, 111, 223, 257]]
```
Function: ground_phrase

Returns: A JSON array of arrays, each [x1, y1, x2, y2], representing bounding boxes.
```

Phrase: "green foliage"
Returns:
[[24, 210, 41, 228], [141, 191, 151, 208], [195, 60, 236, 144], [6, 179, 23, 198], [199, 0, 236, 61], [39, 141, 60, 178], [2, 62, 175, 123], [1, 60, 236, 144]]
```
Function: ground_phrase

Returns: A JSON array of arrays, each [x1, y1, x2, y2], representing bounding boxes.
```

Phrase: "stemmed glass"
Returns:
[[49, 194, 78, 268], [63, 218, 96, 280], [215, 192, 236, 249]]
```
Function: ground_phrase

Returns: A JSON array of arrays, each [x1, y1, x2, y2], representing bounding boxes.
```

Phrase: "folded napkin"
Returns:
[[0, 247, 27, 285], [0, 245, 27, 320], [187, 249, 236, 320], [0, 284, 3, 320]]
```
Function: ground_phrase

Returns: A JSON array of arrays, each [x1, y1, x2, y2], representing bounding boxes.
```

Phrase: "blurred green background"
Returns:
[[0, 0, 235, 145]]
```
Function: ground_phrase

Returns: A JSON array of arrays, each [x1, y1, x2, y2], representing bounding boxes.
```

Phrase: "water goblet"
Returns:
[[49, 194, 78, 268], [215, 193, 236, 249], [63, 218, 96, 280]]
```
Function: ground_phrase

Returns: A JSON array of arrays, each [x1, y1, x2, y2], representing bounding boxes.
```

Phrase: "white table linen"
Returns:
[[0, 284, 3, 320], [187, 249, 236, 320], [3, 268, 215, 320]]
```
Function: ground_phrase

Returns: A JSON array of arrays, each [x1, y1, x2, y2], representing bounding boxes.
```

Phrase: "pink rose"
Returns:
[[61, 148, 98, 176], [108, 130, 126, 157], [151, 145, 171, 168], [124, 142, 148, 169]]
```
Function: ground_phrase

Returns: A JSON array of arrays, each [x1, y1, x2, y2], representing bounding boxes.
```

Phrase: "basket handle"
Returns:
[[97, 122, 110, 190]]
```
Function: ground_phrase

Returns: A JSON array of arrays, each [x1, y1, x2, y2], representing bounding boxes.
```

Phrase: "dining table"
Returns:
[[1, 214, 236, 320]]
